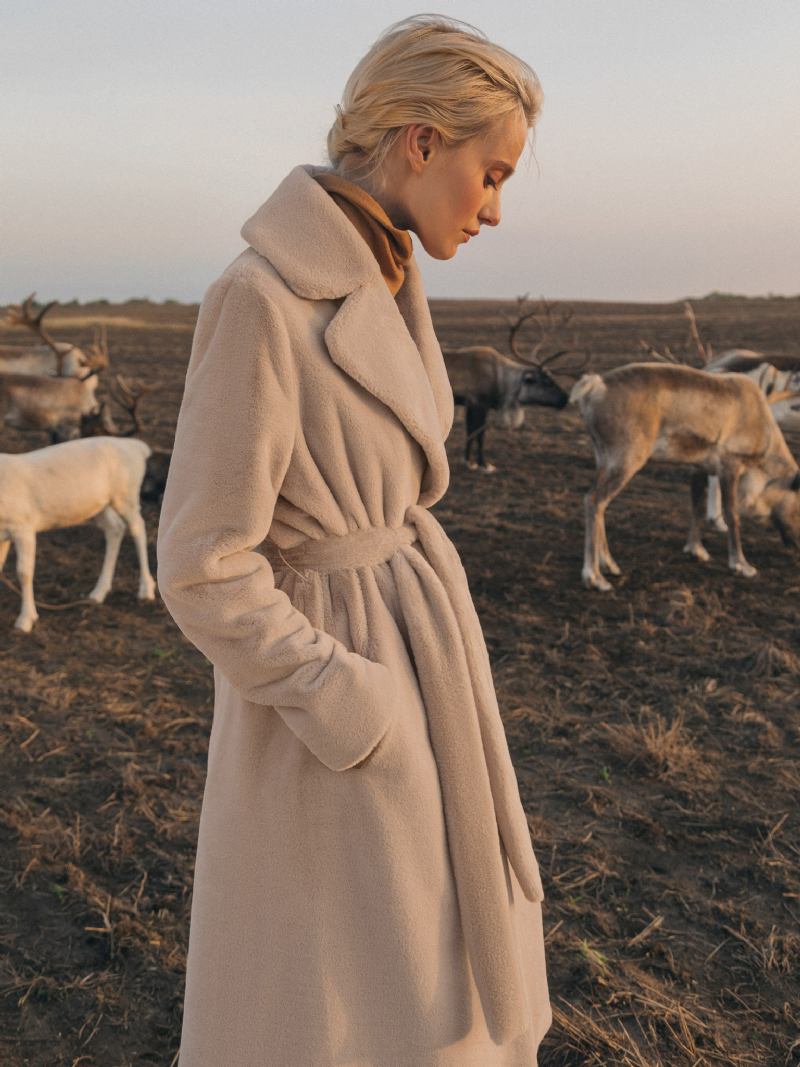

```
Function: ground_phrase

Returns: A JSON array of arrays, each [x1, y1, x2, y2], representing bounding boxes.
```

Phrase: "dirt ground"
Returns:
[[0, 294, 798, 1066]]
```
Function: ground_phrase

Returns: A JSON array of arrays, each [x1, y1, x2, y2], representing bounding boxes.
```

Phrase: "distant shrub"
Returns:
[[692, 290, 800, 302], [696, 290, 748, 301]]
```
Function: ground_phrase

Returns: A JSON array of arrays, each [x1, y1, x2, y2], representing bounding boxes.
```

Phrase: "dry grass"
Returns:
[[1, 295, 799, 1065]]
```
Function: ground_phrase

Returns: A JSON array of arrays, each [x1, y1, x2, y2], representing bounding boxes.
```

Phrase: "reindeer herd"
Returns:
[[442, 297, 800, 590], [0, 294, 170, 631], [0, 292, 797, 632]]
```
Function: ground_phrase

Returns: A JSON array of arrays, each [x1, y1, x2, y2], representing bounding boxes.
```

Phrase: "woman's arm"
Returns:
[[156, 267, 393, 772]]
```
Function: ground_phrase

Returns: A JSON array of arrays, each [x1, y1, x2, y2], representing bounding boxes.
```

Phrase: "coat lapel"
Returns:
[[240, 163, 454, 503]]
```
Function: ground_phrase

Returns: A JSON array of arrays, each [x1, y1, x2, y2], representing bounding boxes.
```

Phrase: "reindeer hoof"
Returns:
[[87, 588, 109, 603], [731, 561, 757, 578], [479, 463, 497, 474], [712, 517, 729, 533], [13, 614, 37, 633], [602, 559, 622, 576], [582, 570, 612, 592], [683, 542, 710, 562], [465, 460, 479, 471]]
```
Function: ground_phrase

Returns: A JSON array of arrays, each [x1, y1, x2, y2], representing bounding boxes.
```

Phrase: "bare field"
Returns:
[[0, 295, 798, 1066]]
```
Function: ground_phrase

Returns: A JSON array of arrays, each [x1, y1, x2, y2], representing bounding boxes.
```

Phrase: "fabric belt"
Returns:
[[262, 520, 419, 574], [263, 503, 543, 1043]]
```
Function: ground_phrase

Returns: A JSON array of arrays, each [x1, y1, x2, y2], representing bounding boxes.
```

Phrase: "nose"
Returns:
[[478, 190, 501, 228]]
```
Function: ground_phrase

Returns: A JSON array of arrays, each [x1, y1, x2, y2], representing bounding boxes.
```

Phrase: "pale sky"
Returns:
[[2, 1, 798, 303]]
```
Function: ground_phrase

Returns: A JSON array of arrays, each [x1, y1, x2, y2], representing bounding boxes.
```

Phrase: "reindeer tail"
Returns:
[[569, 373, 606, 408]]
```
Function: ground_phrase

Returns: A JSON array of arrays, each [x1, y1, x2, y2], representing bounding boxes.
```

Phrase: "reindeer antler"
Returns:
[[638, 339, 681, 364], [684, 301, 713, 366], [87, 322, 110, 370], [547, 349, 594, 377], [3, 292, 77, 374], [106, 373, 156, 435], [504, 293, 539, 360], [504, 294, 580, 368]]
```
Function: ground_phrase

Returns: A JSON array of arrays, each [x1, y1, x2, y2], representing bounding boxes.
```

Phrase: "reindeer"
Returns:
[[77, 373, 154, 437], [76, 374, 172, 501], [705, 349, 800, 433], [2, 294, 170, 494], [702, 349, 800, 531], [1, 293, 109, 377], [441, 296, 585, 472], [0, 370, 102, 441], [0, 436, 157, 632], [570, 363, 800, 591], [638, 306, 800, 535]]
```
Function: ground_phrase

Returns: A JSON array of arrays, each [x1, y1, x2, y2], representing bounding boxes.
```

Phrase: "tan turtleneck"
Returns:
[[313, 170, 414, 297]]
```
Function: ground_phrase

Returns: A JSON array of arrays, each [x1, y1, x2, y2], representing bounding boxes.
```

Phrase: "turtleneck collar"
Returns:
[[312, 170, 414, 297]]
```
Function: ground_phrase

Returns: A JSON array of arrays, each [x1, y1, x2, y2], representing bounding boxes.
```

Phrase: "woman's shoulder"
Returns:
[[202, 248, 301, 315]]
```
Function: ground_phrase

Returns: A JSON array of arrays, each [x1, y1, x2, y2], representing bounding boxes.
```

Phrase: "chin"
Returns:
[[417, 234, 459, 260]]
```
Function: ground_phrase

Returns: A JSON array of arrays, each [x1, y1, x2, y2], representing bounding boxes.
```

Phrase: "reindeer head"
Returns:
[[766, 470, 800, 550], [517, 362, 569, 409], [3, 293, 111, 376], [505, 294, 587, 411]]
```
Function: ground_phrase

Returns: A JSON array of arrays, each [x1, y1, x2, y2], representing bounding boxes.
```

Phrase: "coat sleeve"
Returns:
[[156, 268, 394, 772]]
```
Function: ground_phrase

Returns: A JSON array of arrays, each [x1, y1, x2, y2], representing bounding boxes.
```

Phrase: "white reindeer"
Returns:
[[704, 349, 800, 529], [0, 436, 157, 631], [570, 363, 800, 590]]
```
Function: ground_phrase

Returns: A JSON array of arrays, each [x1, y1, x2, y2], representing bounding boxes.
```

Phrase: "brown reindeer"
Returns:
[[570, 363, 800, 590], [441, 296, 585, 472]]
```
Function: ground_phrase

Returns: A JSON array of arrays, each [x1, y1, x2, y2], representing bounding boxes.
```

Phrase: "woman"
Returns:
[[157, 14, 552, 1066]]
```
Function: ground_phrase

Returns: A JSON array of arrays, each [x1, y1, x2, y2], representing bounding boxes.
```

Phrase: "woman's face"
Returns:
[[386, 110, 529, 260]]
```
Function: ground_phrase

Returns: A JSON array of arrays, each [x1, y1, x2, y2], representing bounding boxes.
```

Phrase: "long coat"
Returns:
[[156, 162, 552, 1066]]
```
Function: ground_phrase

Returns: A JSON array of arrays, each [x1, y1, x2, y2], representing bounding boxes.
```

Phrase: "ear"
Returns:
[[404, 124, 439, 172]]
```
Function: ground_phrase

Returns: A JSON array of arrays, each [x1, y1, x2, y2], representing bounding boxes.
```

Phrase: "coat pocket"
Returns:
[[347, 707, 396, 770]]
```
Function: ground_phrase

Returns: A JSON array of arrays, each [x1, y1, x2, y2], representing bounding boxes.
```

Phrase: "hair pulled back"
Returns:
[[326, 14, 543, 184]]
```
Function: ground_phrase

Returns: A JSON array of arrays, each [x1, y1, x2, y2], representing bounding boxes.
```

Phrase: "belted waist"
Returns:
[[262, 522, 419, 576]]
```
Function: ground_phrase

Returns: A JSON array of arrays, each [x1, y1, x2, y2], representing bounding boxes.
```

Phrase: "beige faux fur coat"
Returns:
[[156, 162, 552, 1066]]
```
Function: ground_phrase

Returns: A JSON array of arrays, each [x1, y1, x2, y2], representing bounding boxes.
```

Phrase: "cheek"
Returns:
[[450, 179, 481, 217]]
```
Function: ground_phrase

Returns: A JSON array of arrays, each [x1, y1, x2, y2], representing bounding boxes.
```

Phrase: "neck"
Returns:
[[333, 160, 410, 232]]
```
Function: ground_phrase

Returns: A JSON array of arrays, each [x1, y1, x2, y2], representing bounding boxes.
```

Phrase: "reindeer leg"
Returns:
[[598, 519, 621, 575], [87, 505, 126, 602], [0, 537, 10, 573], [684, 469, 711, 561], [720, 465, 756, 577], [583, 460, 641, 590], [706, 474, 728, 532], [12, 530, 38, 632], [115, 499, 156, 600], [477, 413, 496, 474], [465, 405, 480, 470]]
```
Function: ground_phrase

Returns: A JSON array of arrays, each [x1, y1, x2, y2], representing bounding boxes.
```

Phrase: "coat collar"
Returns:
[[240, 163, 454, 505]]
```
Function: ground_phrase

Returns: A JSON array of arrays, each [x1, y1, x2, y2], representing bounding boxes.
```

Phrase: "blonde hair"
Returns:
[[326, 14, 543, 184]]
